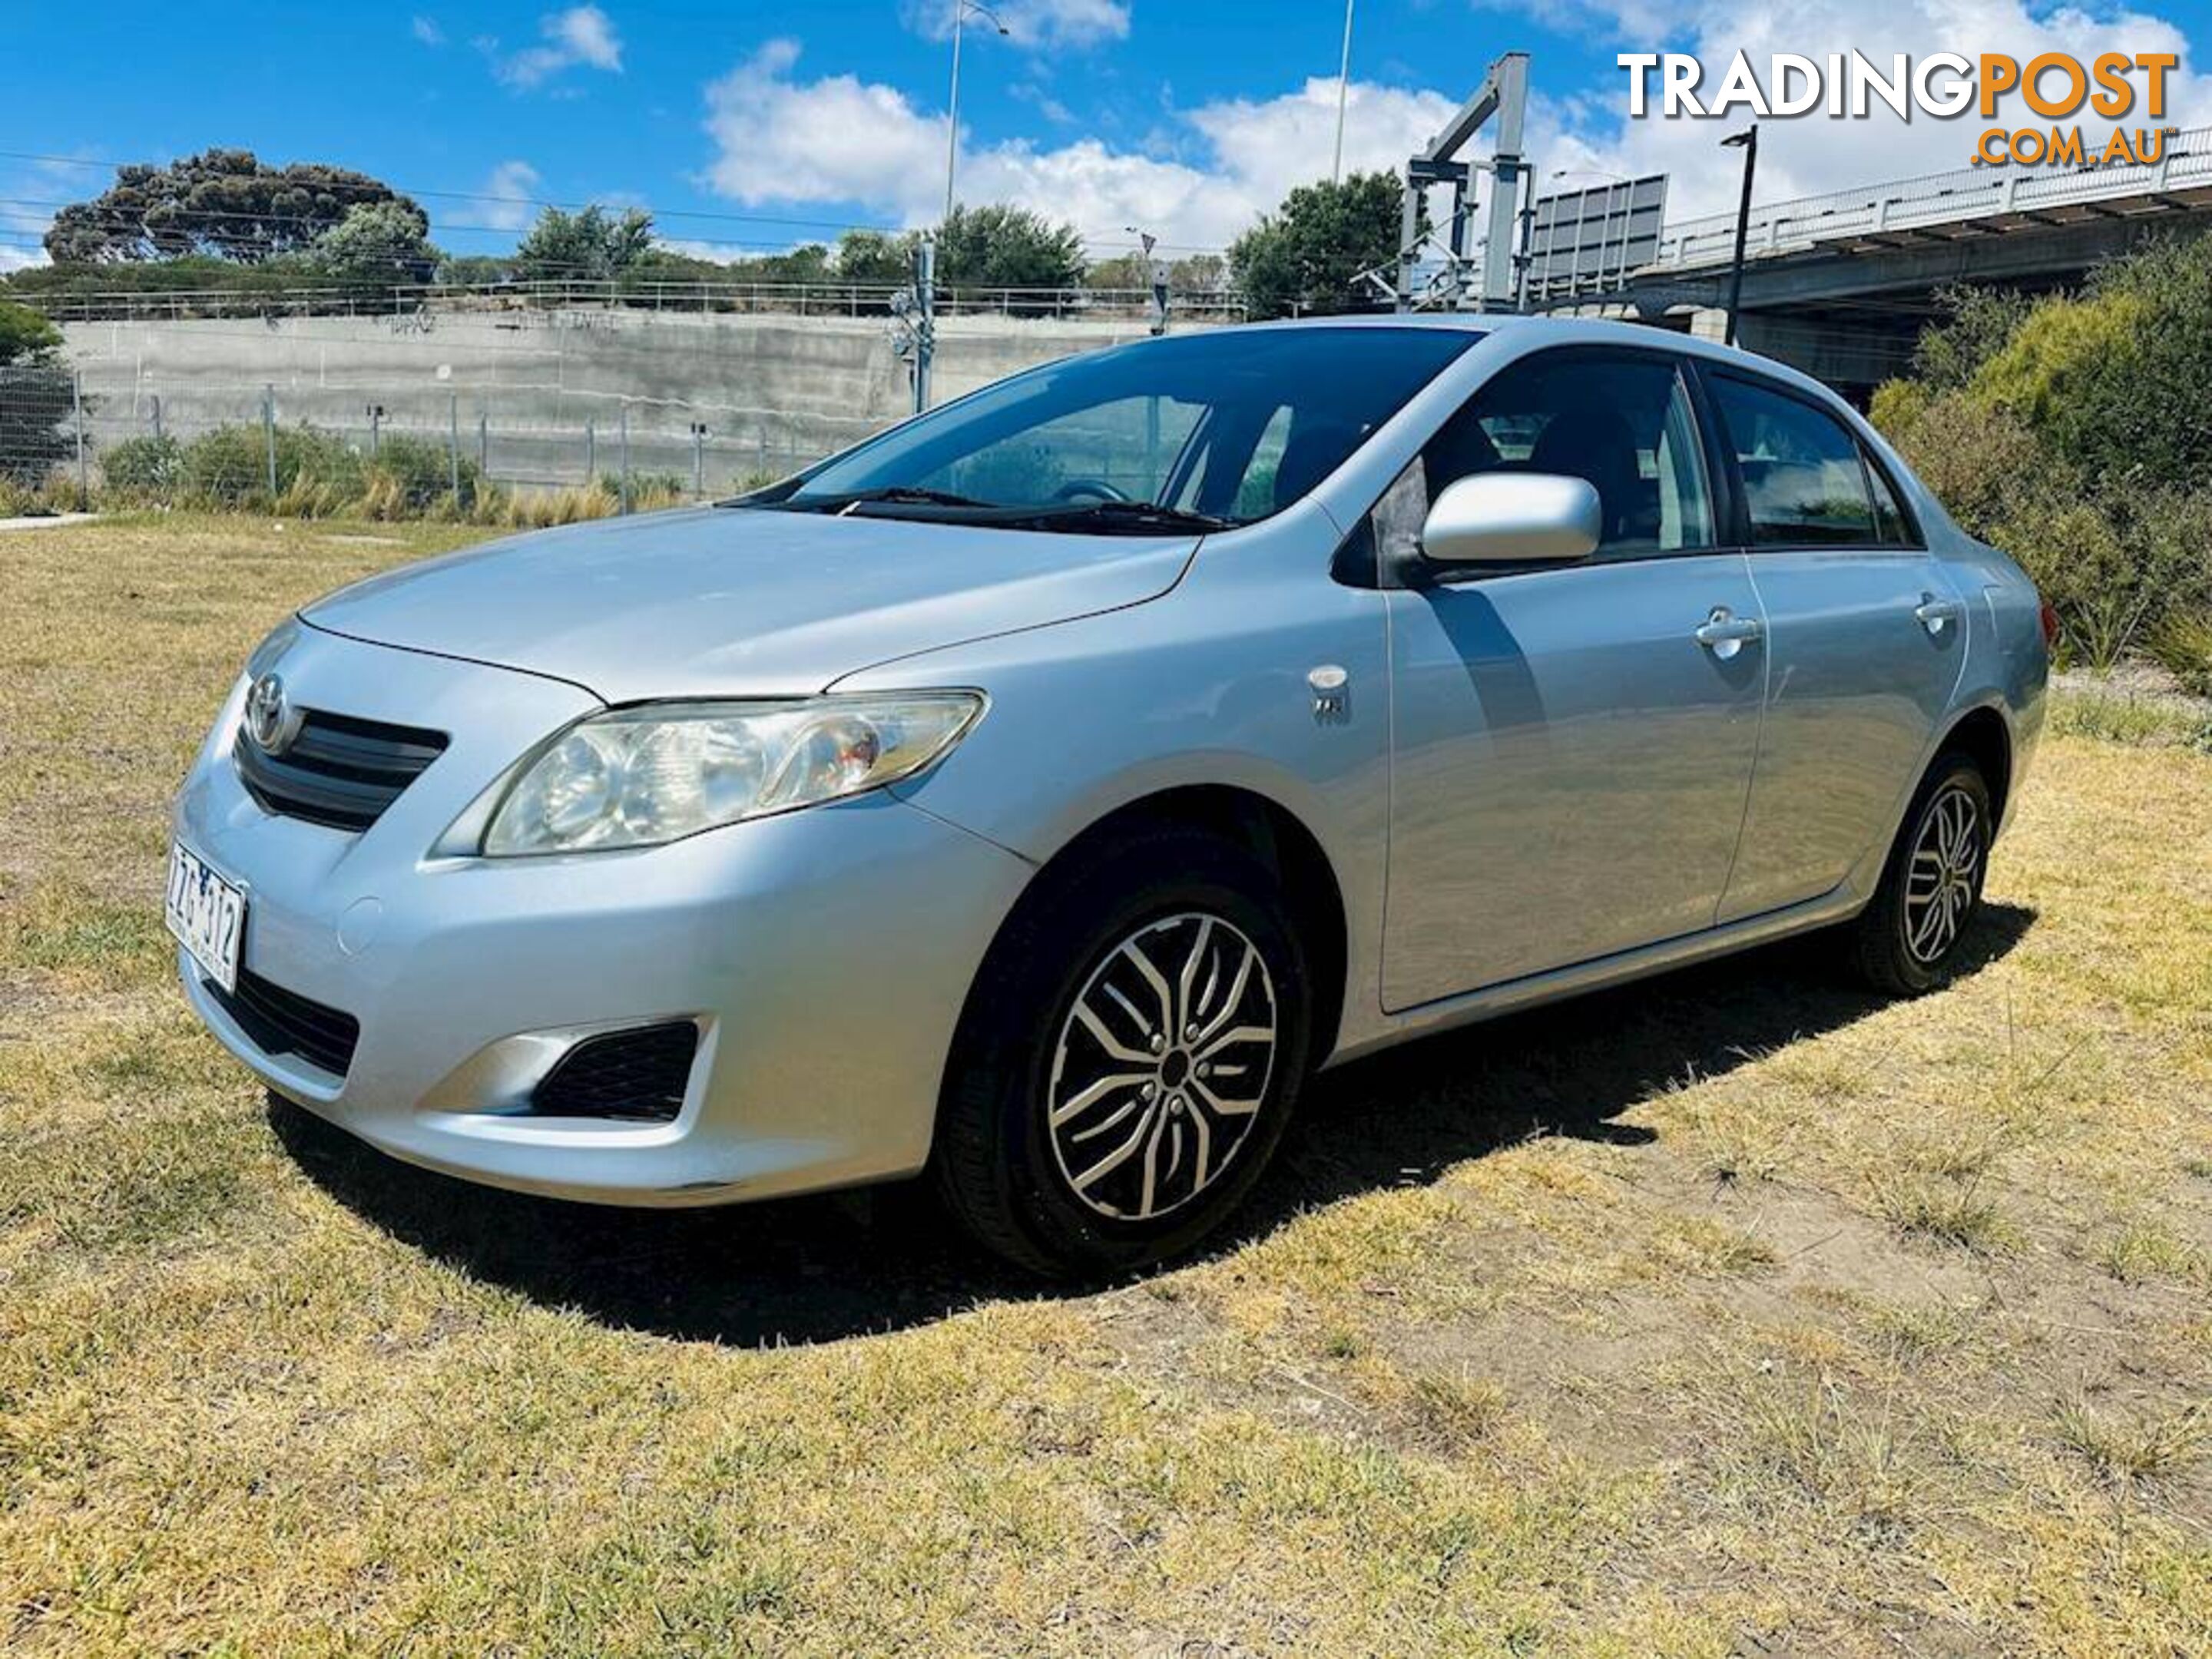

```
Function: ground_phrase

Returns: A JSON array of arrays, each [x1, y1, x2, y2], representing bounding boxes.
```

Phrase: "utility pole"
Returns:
[[1721, 124, 1758, 346], [1331, 0, 1356, 184], [912, 236, 936, 412]]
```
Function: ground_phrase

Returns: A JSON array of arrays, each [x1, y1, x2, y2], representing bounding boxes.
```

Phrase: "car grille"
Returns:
[[205, 966, 362, 1078], [531, 1022, 700, 1121], [236, 709, 449, 832]]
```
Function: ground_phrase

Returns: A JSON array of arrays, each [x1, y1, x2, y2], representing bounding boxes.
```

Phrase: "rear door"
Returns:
[[1380, 346, 1765, 1009], [1700, 369, 1968, 922]]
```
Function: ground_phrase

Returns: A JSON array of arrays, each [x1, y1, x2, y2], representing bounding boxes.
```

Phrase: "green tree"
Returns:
[[833, 227, 921, 286], [1229, 172, 1403, 320], [0, 299, 61, 366], [0, 299, 72, 487], [44, 151, 423, 263], [312, 200, 438, 286], [1084, 250, 1151, 290], [935, 204, 1085, 291], [433, 253, 517, 287], [1907, 285, 2031, 394], [512, 205, 655, 283]]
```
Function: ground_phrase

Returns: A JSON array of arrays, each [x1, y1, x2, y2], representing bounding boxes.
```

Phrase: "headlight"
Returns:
[[481, 693, 983, 856]]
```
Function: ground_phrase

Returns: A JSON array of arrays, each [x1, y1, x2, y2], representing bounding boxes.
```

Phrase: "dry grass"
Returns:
[[3, 515, 2210, 1656]]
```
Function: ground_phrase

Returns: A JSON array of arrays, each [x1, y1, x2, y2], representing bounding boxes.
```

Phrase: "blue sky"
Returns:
[[5, 0, 2210, 270]]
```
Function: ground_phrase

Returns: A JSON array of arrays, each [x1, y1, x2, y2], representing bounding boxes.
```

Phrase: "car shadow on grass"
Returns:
[[271, 902, 2035, 1347]]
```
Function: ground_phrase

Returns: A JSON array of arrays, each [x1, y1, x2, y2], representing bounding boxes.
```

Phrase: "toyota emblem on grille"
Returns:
[[244, 674, 300, 754]]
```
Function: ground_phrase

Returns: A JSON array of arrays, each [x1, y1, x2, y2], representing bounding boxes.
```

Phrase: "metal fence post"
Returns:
[[618, 405, 631, 515], [368, 403, 382, 457], [71, 370, 89, 508], [447, 392, 462, 505], [478, 411, 489, 479], [584, 419, 596, 485], [262, 385, 277, 498], [690, 422, 705, 496], [150, 393, 163, 442]]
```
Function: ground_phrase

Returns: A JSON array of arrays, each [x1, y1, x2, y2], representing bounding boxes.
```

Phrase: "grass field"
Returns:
[[3, 515, 2208, 1656]]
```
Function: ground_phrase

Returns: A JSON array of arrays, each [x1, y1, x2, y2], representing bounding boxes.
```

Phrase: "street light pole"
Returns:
[[1720, 124, 1758, 347], [1331, 0, 1356, 184], [942, 0, 1009, 226]]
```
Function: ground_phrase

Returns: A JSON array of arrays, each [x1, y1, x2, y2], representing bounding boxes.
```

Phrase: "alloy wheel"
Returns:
[[1902, 783, 1982, 964], [1045, 911, 1279, 1221]]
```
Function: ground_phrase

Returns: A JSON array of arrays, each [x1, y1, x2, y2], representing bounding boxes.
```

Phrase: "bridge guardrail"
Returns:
[[1650, 124, 2212, 270]]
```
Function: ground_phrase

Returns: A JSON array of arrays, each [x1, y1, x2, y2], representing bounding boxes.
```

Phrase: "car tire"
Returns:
[[1848, 751, 1994, 996], [932, 826, 1313, 1278]]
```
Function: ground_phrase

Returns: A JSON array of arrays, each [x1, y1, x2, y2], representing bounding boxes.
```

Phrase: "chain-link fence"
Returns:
[[1, 364, 826, 517]]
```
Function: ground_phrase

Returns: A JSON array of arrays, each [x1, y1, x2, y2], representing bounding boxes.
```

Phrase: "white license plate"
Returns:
[[165, 840, 247, 994]]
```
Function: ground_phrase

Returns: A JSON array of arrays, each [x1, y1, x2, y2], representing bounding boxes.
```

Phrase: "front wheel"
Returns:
[[932, 829, 1312, 1277], [1847, 752, 1993, 995]]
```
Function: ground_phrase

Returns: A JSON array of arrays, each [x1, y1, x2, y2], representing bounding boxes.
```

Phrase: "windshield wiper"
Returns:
[[782, 485, 999, 515], [1012, 499, 1238, 534]]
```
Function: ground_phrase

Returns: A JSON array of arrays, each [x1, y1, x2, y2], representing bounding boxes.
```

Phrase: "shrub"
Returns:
[[1875, 240, 2212, 666], [2149, 610, 2212, 699], [101, 434, 185, 497], [360, 432, 481, 515], [181, 422, 363, 505]]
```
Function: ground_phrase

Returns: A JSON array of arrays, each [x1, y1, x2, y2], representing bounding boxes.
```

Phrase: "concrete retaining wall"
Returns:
[[60, 306, 1187, 490]]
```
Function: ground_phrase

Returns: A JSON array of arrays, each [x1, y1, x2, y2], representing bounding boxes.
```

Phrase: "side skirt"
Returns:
[[1322, 879, 1870, 1068]]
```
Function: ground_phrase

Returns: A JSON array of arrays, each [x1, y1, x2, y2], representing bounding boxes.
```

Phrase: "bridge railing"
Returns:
[[1650, 124, 2212, 270]]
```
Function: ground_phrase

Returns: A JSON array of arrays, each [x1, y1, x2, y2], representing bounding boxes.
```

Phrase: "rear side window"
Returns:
[[1864, 451, 1917, 545], [1710, 376, 1877, 547]]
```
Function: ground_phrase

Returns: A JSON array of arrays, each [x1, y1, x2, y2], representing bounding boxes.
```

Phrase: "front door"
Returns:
[[1380, 348, 1765, 1011]]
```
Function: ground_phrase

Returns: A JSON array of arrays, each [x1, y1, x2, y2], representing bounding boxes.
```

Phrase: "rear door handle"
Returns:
[[1694, 607, 1764, 657], [1915, 594, 1965, 637]]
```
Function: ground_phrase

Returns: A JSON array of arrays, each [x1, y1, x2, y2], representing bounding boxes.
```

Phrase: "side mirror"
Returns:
[[1419, 472, 1601, 568]]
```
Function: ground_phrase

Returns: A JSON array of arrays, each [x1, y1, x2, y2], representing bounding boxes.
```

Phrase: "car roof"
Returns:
[[1216, 312, 1856, 416]]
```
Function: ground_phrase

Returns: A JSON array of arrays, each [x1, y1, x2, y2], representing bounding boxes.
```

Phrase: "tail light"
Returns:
[[2038, 598, 2061, 650]]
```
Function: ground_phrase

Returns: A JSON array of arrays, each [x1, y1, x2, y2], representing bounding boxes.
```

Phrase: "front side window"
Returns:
[[752, 326, 1482, 534], [1419, 352, 1716, 555], [1710, 376, 1878, 547]]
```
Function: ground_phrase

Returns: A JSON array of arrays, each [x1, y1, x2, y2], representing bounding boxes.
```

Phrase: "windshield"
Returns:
[[743, 326, 1480, 533]]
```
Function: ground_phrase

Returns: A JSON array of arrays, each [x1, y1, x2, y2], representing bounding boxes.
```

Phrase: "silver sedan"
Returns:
[[169, 316, 2049, 1274]]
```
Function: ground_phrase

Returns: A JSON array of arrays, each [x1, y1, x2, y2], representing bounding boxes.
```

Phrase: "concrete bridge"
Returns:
[[1611, 122, 2212, 399]]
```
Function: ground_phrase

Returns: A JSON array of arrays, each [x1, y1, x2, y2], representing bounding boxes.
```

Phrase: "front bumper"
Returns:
[[175, 622, 1032, 1207]]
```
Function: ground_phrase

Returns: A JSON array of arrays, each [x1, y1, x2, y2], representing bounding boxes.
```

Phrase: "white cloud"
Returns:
[[1528, 0, 2212, 219], [491, 5, 624, 90], [412, 15, 445, 46], [1010, 81, 1078, 125], [444, 161, 543, 231], [702, 5, 2211, 256], [703, 43, 1453, 250], [905, 0, 1131, 50]]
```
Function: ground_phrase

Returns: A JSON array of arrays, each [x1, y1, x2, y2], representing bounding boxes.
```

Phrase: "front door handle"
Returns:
[[1915, 594, 1965, 637], [1694, 607, 1764, 658]]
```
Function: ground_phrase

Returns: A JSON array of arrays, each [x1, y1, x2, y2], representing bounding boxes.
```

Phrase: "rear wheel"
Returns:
[[932, 828, 1312, 1277], [1848, 752, 1992, 995]]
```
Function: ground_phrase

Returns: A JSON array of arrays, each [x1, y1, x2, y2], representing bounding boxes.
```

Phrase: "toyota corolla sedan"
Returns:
[[169, 316, 2049, 1274]]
